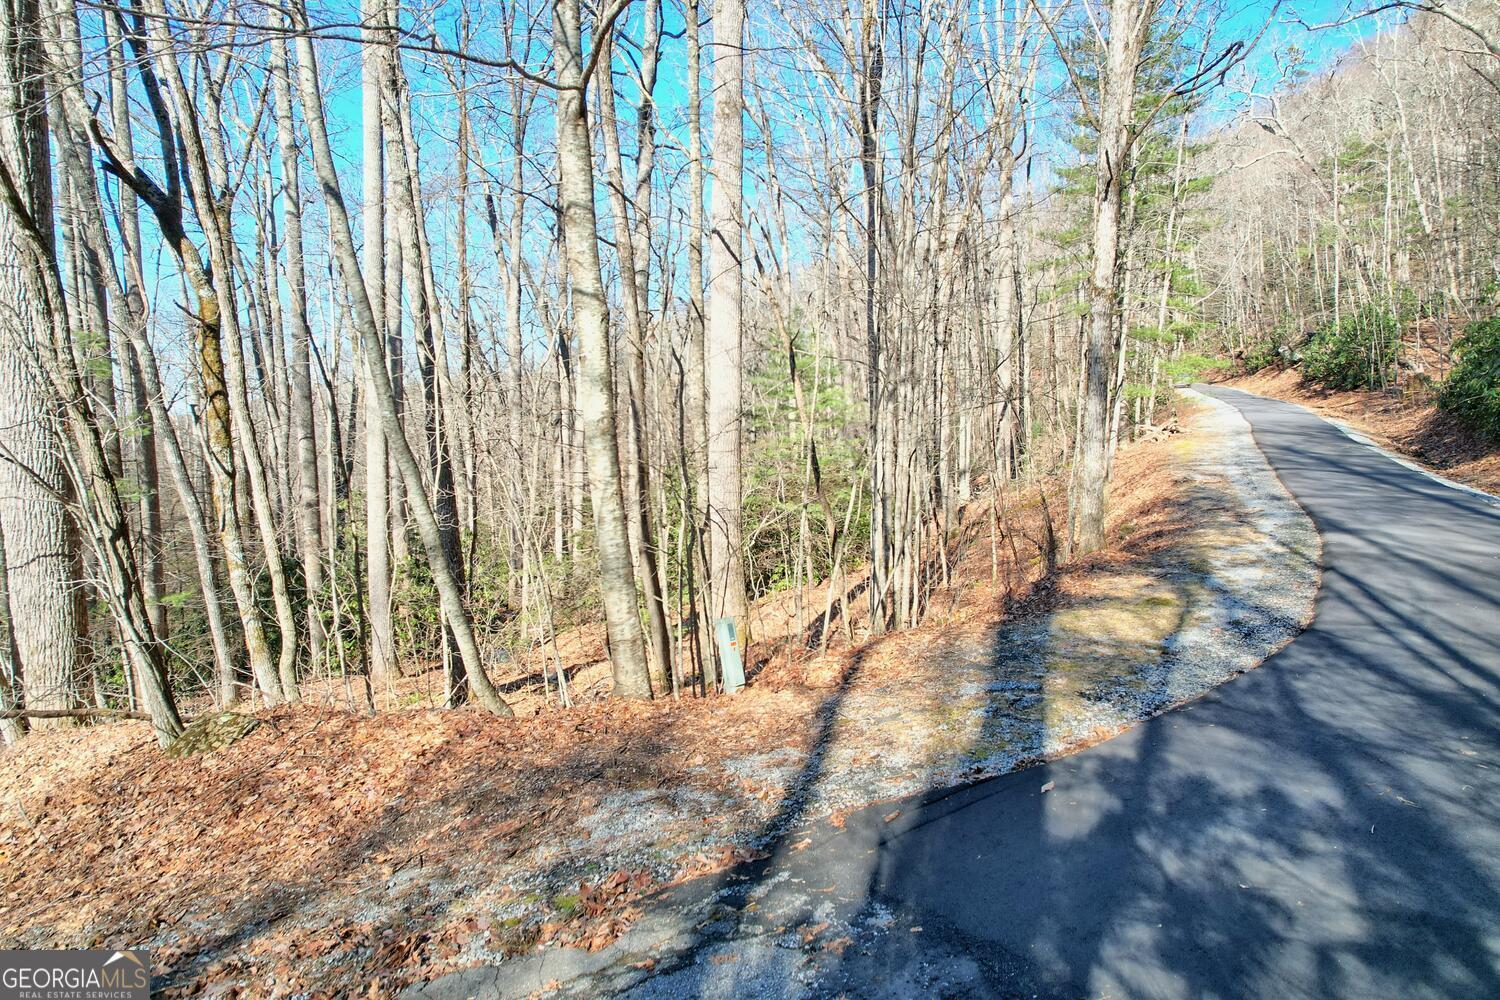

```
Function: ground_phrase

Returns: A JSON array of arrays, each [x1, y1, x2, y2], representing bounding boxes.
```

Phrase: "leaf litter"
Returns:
[[0, 393, 1317, 997]]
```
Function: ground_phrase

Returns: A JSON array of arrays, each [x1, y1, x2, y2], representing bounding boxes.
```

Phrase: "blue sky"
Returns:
[[96, 0, 1401, 388]]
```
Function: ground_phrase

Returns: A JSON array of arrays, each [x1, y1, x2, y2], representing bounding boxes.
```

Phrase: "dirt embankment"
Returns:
[[1222, 366, 1500, 495], [0, 394, 1317, 998]]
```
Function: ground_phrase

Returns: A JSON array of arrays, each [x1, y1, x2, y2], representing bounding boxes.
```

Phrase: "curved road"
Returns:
[[415, 388, 1500, 999]]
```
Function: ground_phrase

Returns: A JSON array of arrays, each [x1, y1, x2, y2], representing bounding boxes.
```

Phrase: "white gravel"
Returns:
[[401, 391, 1323, 997], [759, 388, 1323, 818]]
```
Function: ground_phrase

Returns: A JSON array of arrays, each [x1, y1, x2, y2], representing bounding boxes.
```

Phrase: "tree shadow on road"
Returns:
[[589, 403, 1500, 999], [799, 397, 1500, 999]]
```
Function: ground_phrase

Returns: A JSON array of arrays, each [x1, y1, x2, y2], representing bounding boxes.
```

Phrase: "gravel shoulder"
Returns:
[[403, 389, 1321, 999], [0, 391, 1320, 998]]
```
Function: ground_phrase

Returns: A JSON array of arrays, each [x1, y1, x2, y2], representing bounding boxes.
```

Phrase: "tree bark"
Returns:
[[290, 0, 512, 716], [104, 54, 166, 650], [597, 27, 673, 697], [0, 0, 181, 745], [1071, 0, 1157, 556], [684, 0, 714, 691], [363, 0, 395, 690], [386, 58, 471, 706], [0, 533, 24, 742], [272, 16, 327, 674], [706, 0, 750, 634], [0, 0, 78, 725], [549, 0, 653, 699]]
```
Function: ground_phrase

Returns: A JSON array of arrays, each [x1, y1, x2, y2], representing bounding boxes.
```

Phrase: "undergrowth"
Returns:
[[1439, 316, 1500, 439]]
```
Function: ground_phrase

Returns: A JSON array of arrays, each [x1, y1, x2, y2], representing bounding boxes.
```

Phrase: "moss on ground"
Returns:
[[164, 712, 262, 759], [1033, 574, 1187, 733]]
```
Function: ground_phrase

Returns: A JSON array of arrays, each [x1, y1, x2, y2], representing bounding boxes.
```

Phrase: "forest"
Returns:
[[0, 0, 1495, 740], [0, 0, 1499, 989], [0, 0, 1490, 708]]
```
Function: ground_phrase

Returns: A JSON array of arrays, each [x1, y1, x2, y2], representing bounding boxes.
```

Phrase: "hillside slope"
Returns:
[[0, 394, 1318, 997]]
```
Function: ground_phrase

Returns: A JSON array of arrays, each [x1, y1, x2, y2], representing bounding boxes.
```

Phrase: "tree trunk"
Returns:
[[290, 0, 512, 716], [597, 27, 673, 697], [272, 18, 327, 674], [706, 0, 750, 634], [387, 60, 471, 706], [0, 0, 77, 725], [50, 8, 235, 701], [0, 533, 25, 743], [362, 0, 395, 691], [549, 0, 653, 699], [685, 0, 713, 691], [1070, 0, 1156, 557], [0, 0, 181, 745], [858, 7, 887, 632]]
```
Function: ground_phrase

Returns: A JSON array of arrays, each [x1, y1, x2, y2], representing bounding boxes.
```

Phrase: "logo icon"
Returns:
[[0, 949, 151, 1000]]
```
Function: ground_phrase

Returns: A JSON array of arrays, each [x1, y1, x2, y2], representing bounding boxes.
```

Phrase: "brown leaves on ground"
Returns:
[[798, 921, 829, 944], [0, 696, 814, 995], [0, 406, 1205, 997], [666, 846, 771, 887], [822, 935, 855, 955], [535, 870, 653, 953]]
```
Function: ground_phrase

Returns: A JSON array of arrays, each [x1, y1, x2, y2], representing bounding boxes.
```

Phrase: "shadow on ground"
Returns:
[[410, 388, 1500, 1000]]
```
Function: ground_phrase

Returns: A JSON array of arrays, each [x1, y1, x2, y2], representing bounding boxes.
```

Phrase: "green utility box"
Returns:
[[715, 617, 746, 694]]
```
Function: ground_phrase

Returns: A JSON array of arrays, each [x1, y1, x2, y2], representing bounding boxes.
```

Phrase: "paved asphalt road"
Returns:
[[414, 387, 1500, 999]]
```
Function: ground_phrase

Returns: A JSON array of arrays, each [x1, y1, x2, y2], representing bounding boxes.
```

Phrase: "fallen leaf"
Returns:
[[799, 921, 829, 944], [822, 935, 854, 955]]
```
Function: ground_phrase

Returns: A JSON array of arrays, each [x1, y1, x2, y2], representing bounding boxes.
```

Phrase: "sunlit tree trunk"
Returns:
[[0, 0, 77, 725], [135, 0, 299, 700], [1071, 0, 1159, 556], [706, 0, 750, 635], [363, 0, 395, 690], [0, 0, 181, 745], [597, 24, 673, 697], [386, 55, 470, 705], [550, 0, 653, 698], [290, 0, 512, 716], [102, 12, 166, 652], [272, 17, 327, 674], [685, 0, 713, 690]]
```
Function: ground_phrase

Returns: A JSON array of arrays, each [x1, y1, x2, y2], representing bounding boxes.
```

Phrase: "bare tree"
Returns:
[[271, 14, 327, 675], [1063, 0, 1163, 556], [0, 0, 181, 745], [706, 0, 750, 635], [0, 0, 79, 725], [363, 0, 396, 689], [550, 0, 653, 698], [290, 0, 512, 716]]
